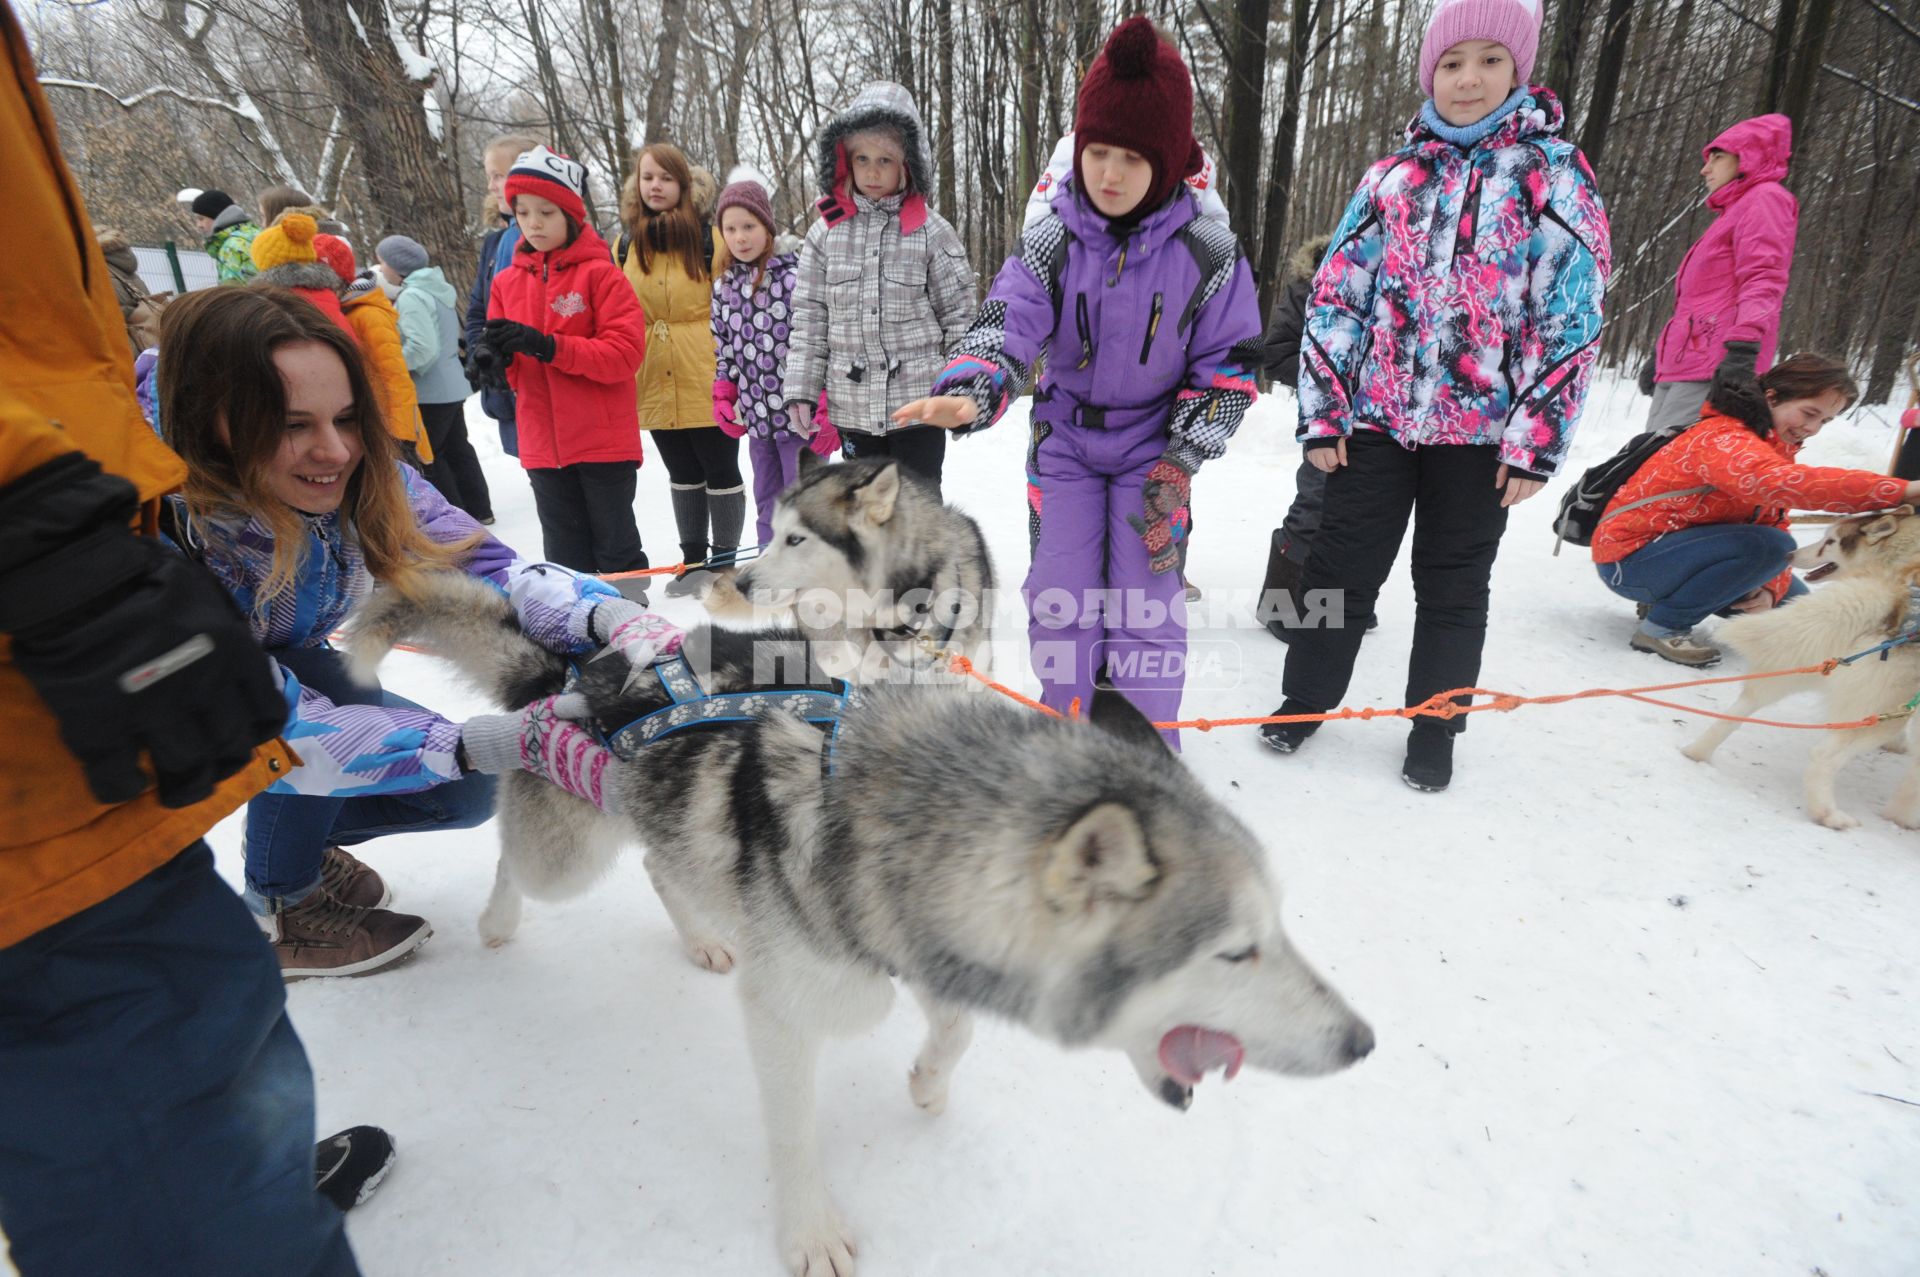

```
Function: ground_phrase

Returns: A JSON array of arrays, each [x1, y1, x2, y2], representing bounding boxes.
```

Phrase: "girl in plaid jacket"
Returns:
[[783, 82, 975, 497]]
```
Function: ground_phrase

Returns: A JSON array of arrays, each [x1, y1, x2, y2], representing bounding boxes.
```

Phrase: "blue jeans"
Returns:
[[1596, 524, 1807, 633], [0, 843, 360, 1277], [244, 647, 496, 910]]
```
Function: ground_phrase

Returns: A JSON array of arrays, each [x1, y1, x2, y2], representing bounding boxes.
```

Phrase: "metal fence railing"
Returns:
[[132, 242, 219, 295]]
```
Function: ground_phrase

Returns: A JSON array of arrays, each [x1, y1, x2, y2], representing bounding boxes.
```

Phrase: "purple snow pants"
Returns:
[[1025, 415, 1186, 749], [749, 432, 807, 548]]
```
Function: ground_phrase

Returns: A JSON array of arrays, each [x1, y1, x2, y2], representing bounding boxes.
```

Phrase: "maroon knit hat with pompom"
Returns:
[[1073, 17, 1203, 217]]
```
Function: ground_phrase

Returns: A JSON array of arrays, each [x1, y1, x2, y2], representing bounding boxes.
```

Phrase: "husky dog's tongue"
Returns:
[[1158, 1026, 1245, 1088]]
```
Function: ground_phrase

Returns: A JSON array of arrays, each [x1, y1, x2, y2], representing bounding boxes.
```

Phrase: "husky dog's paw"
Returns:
[[683, 936, 736, 974], [1812, 806, 1861, 831], [1679, 739, 1717, 764], [783, 1213, 857, 1276], [477, 901, 521, 949], [1882, 803, 1920, 830], [907, 1063, 950, 1115]]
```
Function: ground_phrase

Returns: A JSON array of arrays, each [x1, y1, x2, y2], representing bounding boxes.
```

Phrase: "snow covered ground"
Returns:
[[207, 377, 1920, 1275]]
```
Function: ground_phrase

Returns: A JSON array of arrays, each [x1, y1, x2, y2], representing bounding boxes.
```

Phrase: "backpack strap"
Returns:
[[1595, 486, 1718, 527]]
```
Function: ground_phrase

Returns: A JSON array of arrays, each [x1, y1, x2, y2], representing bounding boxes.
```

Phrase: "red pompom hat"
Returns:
[[1073, 17, 1204, 219]]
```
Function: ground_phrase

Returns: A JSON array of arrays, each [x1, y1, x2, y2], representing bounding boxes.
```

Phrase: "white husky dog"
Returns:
[[1682, 508, 1920, 829], [349, 575, 1372, 1276]]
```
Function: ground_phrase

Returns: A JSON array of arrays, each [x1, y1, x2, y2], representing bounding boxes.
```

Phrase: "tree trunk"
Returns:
[[296, 0, 471, 296], [1014, 0, 1040, 246], [1222, 0, 1273, 266], [1541, 0, 1589, 132], [590, 0, 632, 190], [936, 0, 958, 225], [1256, 0, 1316, 314], [1760, 0, 1801, 114], [1780, 0, 1837, 135], [644, 0, 691, 143], [1576, 0, 1634, 168]]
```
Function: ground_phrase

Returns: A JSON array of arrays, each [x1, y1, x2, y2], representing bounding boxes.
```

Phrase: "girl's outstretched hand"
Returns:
[[1306, 439, 1347, 473], [892, 396, 978, 430], [1496, 464, 1545, 508]]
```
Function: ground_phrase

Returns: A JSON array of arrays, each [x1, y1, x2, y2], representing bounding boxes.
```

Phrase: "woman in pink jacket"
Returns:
[[1645, 113, 1797, 431]]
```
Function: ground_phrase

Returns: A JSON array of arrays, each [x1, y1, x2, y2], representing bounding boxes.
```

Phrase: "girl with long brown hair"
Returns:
[[158, 287, 681, 978], [619, 141, 743, 596]]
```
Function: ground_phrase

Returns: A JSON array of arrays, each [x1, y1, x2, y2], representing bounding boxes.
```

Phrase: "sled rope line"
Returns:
[[597, 543, 766, 582], [944, 655, 1896, 733]]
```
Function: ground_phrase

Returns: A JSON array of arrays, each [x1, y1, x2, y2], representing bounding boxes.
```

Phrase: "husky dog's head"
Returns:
[[737, 460, 912, 606], [1793, 506, 1920, 584], [853, 686, 1373, 1113]]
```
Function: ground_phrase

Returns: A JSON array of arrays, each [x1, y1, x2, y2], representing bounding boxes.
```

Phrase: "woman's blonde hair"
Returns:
[[619, 142, 713, 280], [157, 288, 473, 605], [482, 133, 543, 223]]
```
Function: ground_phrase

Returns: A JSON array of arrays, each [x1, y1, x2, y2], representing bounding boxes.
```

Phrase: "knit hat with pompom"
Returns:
[[714, 165, 777, 237], [1072, 17, 1203, 219], [249, 212, 319, 271], [312, 233, 357, 286], [1419, 0, 1541, 97]]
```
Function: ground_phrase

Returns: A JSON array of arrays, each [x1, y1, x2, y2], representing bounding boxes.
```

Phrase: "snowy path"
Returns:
[[208, 378, 1917, 1275]]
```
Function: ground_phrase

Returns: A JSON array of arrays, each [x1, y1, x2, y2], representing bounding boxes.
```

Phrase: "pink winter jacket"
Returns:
[[1654, 114, 1797, 384]]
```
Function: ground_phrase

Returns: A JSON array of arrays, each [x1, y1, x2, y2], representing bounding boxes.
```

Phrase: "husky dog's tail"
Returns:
[[342, 572, 570, 709]]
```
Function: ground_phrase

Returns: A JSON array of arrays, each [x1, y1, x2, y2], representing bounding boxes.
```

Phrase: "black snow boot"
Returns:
[[314, 1125, 397, 1211], [1401, 721, 1454, 793], [1259, 698, 1323, 754]]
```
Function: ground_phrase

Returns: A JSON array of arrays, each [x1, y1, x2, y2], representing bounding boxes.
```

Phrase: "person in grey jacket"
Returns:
[[379, 234, 493, 522], [783, 81, 976, 496]]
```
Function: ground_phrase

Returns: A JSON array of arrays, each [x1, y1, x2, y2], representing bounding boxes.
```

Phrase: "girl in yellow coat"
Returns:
[[619, 143, 741, 596]]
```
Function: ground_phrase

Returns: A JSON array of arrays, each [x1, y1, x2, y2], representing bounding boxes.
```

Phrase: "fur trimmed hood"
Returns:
[[813, 81, 933, 201], [254, 261, 345, 294], [93, 226, 140, 275], [1289, 232, 1334, 282]]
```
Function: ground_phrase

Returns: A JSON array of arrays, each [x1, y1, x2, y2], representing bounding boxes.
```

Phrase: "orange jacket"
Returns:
[[342, 286, 433, 463], [1593, 410, 1907, 601], [0, 6, 294, 948]]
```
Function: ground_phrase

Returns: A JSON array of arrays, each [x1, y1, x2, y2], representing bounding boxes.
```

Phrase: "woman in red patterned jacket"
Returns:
[[1594, 354, 1920, 667]]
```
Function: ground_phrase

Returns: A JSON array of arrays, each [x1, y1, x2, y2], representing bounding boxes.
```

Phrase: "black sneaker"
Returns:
[[1259, 700, 1323, 754], [1401, 722, 1454, 792], [314, 1125, 396, 1211]]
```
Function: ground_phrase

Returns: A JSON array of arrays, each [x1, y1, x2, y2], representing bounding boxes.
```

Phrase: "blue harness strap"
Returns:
[[597, 656, 853, 766]]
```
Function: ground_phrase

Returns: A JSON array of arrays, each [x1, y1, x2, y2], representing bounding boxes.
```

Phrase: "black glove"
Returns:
[[0, 455, 286, 808], [466, 340, 513, 393], [1636, 356, 1656, 396], [1706, 340, 1765, 424], [483, 319, 556, 363]]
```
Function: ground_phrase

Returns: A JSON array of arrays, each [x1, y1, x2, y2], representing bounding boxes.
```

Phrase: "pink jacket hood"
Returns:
[[1704, 113, 1791, 213]]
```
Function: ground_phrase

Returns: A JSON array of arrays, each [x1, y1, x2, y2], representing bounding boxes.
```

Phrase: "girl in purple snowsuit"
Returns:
[[898, 18, 1262, 746]]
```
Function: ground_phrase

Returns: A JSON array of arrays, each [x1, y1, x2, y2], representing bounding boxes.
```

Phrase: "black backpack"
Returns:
[[1551, 420, 1713, 554]]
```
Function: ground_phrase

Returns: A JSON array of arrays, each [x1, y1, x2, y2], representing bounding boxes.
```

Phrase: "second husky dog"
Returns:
[[1683, 508, 1920, 829], [708, 458, 995, 677], [349, 573, 1372, 1277]]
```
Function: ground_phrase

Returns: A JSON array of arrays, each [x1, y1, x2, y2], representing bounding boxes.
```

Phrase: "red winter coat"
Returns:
[[1654, 114, 1797, 384], [1593, 410, 1906, 602], [487, 226, 647, 470]]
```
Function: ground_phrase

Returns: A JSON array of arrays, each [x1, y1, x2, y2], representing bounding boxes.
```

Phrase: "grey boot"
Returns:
[[666, 483, 710, 597]]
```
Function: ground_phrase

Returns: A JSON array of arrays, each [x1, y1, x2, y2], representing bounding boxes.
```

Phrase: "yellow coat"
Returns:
[[621, 243, 717, 431], [341, 288, 433, 463], [1, 6, 293, 948]]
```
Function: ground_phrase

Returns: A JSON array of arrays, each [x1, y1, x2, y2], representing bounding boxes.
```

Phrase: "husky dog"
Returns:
[[706, 458, 995, 678], [1682, 508, 1920, 829], [348, 574, 1372, 1277]]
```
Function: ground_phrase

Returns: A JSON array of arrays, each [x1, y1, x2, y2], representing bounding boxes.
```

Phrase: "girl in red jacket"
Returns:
[[480, 146, 650, 583], [1595, 354, 1920, 667]]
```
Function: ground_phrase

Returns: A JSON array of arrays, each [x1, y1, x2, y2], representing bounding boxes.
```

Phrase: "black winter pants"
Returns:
[[1281, 433, 1509, 733], [419, 401, 493, 521], [649, 426, 745, 488], [1278, 456, 1330, 564], [843, 426, 947, 498], [527, 461, 647, 574]]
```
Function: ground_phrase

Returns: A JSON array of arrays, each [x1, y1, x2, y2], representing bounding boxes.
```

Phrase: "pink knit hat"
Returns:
[[714, 170, 777, 237], [1419, 0, 1541, 98]]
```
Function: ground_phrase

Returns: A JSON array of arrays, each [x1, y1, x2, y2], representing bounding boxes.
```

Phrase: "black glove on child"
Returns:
[[466, 341, 513, 393], [0, 456, 287, 809], [483, 319, 557, 364]]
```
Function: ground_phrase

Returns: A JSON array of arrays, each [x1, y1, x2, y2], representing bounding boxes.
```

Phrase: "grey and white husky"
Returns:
[[349, 575, 1372, 1277], [707, 458, 996, 677]]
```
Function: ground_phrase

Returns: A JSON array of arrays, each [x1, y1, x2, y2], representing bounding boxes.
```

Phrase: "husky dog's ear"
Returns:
[[1863, 511, 1910, 543], [1089, 685, 1171, 754], [1041, 802, 1159, 912], [850, 461, 901, 526]]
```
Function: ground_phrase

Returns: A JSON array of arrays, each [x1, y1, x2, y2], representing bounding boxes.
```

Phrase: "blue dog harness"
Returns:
[[590, 656, 854, 766]]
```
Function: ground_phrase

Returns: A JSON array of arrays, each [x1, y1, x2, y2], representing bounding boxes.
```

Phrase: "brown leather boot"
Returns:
[[319, 846, 390, 910], [266, 887, 432, 980]]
